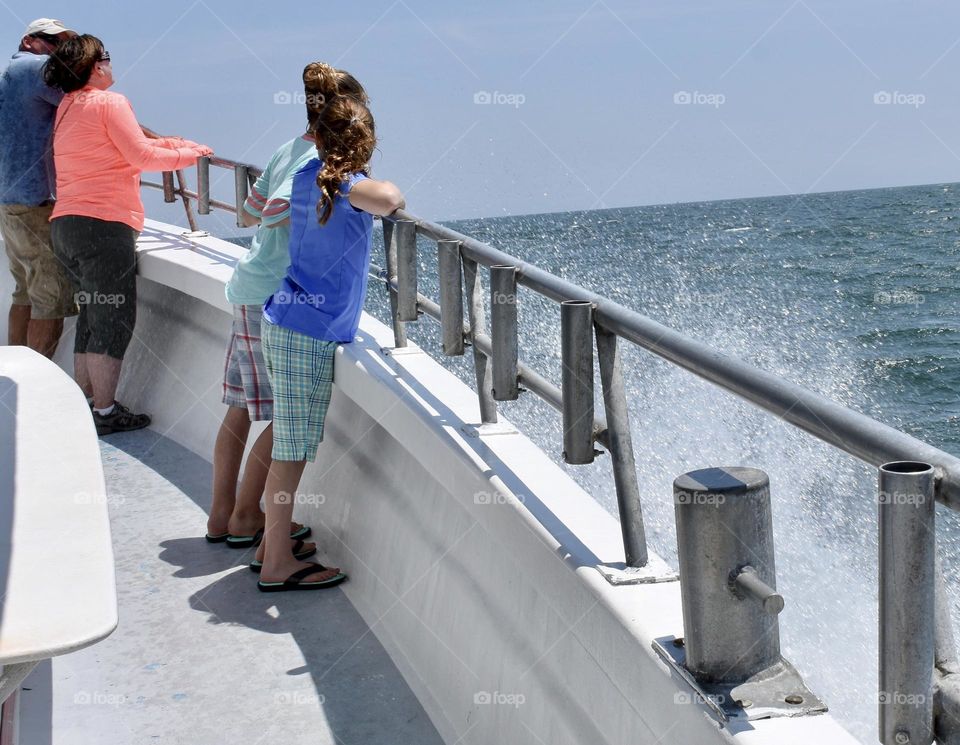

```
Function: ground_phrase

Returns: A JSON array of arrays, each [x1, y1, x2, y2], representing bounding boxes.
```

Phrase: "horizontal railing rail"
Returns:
[[141, 153, 960, 743], [395, 210, 960, 506]]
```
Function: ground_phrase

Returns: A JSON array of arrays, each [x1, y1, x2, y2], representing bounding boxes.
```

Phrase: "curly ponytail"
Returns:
[[302, 62, 369, 134], [313, 97, 376, 226]]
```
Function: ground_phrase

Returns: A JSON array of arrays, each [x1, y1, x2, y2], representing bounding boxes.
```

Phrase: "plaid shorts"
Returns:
[[222, 305, 274, 421], [261, 318, 338, 462]]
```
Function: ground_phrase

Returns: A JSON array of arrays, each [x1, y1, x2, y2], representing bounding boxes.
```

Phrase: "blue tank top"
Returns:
[[263, 159, 372, 342]]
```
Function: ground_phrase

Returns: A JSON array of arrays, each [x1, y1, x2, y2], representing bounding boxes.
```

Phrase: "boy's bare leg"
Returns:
[[226, 422, 276, 535], [208, 406, 250, 536]]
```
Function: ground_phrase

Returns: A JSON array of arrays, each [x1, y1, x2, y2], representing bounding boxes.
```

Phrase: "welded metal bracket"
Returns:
[[652, 635, 827, 723], [596, 554, 678, 585], [380, 345, 424, 357], [460, 422, 519, 438]]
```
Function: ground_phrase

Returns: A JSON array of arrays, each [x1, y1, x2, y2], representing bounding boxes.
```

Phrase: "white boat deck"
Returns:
[[16, 429, 444, 745], [1, 219, 864, 745]]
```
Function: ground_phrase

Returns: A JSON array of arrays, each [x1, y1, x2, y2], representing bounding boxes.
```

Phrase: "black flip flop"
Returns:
[[257, 564, 347, 592], [226, 524, 311, 549], [249, 540, 317, 573], [205, 532, 230, 543]]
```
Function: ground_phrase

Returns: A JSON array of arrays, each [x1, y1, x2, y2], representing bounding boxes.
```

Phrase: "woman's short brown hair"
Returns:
[[43, 34, 104, 93]]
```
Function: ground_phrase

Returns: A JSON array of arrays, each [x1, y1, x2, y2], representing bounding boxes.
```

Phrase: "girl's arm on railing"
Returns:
[[349, 178, 405, 216]]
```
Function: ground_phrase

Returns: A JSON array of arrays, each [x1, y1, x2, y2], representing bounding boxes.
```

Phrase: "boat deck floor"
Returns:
[[18, 430, 444, 745]]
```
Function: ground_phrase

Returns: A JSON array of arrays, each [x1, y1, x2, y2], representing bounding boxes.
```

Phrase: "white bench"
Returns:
[[0, 347, 117, 740]]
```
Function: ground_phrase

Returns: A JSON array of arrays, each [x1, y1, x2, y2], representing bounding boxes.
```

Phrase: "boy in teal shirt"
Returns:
[[205, 63, 369, 550]]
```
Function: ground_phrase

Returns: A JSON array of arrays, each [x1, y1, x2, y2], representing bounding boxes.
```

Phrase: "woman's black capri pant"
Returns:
[[51, 215, 138, 360]]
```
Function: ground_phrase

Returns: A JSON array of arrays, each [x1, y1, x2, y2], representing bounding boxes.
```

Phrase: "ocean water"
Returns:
[[237, 181, 960, 743], [368, 182, 960, 744]]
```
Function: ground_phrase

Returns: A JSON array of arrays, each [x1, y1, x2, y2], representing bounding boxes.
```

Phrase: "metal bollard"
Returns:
[[196, 156, 211, 215], [674, 467, 782, 683], [879, 461, 935, 745], [561, 300, 595, 464], [490, 265, 519, 401]]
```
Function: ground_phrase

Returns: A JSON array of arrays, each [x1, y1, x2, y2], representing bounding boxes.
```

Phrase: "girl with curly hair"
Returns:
[[254, 95, 405, 591], [207, 63, 369, 552]]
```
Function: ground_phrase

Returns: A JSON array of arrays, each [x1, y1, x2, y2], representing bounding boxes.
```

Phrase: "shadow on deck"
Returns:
[[19, 430, 444, 745]]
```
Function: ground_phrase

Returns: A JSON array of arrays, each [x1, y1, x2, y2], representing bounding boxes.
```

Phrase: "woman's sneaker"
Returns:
[[93, 402, 151, 436]]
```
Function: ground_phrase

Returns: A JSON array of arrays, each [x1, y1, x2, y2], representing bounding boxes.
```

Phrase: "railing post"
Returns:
[[196, 156, 211, 215], [462, 256, 498, 424], [673, 467, 782, 683], [879, 461, 935, 745], [234, 165, 250, 228], [561, 300, 594, 464], [161, 172, 176, 203], [174, 170, 199, 233], [490, 265, 518, 401], [595, 326, 647, 567], [934, 555, 960, 745], [438, 240, 464, 356], [395, 219, 418, 322], [382, 219, 408, 348], [936, 561, 959, 676]]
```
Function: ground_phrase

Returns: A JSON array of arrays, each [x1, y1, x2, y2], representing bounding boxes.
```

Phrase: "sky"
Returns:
[[4, 0, 960, 225]]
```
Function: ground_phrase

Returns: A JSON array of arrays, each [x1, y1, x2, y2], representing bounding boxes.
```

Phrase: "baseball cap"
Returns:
[[24, 18, 73, 37]]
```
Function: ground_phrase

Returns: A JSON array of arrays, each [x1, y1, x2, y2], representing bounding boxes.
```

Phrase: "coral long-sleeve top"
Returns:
[[51, 87, 203, 231]]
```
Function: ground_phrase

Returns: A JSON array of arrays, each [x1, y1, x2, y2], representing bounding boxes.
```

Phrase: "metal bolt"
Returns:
[[737, 699, 753, 709], [784, 694, 804, 705], [673, 638, 685, 648], [894, 730, 910, 745]]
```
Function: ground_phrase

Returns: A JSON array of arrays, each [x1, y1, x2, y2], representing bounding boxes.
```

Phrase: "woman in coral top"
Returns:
[[43, 35, 212, 435]]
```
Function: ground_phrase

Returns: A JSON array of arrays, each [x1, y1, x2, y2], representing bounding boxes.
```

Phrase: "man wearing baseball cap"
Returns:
[[0, 18, 77, 357]]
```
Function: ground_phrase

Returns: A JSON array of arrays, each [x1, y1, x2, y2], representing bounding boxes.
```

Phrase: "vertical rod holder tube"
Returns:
[[595, 326, 648, 566], [395, 220, 418, 322], [438, 240, 465, 356], [561, 300, 595, 464], [463, 256, 498, 424], [161, 172, 176, 203], [196, 156, 211, 215], [673, 467, 781, 684], [490, 265, 519, 401], [234, 165, 250, 228], [382, 219, 408, 348], [879, 461, 935, 745]]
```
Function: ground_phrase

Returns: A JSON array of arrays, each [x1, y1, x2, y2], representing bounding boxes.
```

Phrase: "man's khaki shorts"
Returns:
[[0, 203, 78, 319]]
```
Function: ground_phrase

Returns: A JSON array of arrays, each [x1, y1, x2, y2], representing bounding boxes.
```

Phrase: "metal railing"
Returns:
[[143, 155, 960, 743], [143, 156, 262, 233]]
